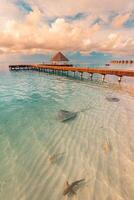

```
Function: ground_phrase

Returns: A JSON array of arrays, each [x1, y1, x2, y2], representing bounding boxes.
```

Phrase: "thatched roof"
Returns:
[[51, 52, 69, 62]]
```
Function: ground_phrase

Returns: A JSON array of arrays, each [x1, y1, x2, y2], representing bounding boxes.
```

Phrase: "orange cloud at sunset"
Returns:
[[112, 13, 130, 28], [0, 0, 134, 58]]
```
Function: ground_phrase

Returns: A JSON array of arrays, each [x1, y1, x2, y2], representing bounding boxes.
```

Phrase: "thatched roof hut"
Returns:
[[51, 52, 69, 65]]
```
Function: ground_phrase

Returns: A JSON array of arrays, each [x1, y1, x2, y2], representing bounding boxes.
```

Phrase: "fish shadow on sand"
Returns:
[[48, 152, 65, 164], [106, 96, 120, 102], [63, 179, 86, 197]]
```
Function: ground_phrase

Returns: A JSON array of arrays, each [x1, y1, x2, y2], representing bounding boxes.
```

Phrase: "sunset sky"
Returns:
[[0, 0, 134, 65]]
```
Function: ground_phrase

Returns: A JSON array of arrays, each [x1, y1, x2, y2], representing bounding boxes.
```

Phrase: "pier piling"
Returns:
[[102, 74, 106, 82], [89, 73, 93, 81], [80, 72, 83, 79], [118, 76, 122, 83]]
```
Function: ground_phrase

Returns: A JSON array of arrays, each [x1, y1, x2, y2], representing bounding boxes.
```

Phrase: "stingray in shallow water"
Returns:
[[106, 96, 120, 102], [57, 105, 93, 122], [63, 179, 85, 196], [57, 110, 77, 122]]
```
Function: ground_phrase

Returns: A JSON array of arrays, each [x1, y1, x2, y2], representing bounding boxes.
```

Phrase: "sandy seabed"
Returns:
[[0, 70, 134, 200]]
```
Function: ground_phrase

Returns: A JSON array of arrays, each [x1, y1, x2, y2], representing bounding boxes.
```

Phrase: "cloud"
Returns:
[[0, 0, 134, 57], [112, 13, 130, 28], [98, 31, 134, 55], [27, 0, 134, 17]]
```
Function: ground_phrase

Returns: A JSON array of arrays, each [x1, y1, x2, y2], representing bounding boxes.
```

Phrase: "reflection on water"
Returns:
[[0, 71, 134, 200]]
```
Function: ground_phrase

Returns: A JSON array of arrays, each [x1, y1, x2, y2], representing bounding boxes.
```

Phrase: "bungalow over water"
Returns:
[[45, 52, 73, 66], [51, 52, 70, 65], [111, 60, 134, 64]]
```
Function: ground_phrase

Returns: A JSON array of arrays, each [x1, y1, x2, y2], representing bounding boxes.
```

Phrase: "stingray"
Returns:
[[57, 110, 77, 122], [57, 105, 93, 122], [106, 96, 120, 102], [63, 179, 85, 196]]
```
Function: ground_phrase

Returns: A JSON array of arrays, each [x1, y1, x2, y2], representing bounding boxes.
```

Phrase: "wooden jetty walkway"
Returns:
[[9, 64, 134, 83]]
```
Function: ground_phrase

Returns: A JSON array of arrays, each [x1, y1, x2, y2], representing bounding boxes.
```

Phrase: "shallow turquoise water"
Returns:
[[0, 71, 134, 200]]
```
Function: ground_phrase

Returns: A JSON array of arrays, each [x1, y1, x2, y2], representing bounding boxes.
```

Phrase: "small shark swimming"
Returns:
[[63, 179, 85, 196]]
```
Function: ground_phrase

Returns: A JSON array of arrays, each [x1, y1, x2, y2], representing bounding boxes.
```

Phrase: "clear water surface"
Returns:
[[0, 70, 134, 200]]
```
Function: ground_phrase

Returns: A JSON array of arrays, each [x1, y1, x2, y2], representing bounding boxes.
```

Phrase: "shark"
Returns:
[[63, 179, 85, 196]]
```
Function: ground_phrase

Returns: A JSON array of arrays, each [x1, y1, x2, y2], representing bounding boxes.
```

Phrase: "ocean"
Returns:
[[0, 66, 134, 200]]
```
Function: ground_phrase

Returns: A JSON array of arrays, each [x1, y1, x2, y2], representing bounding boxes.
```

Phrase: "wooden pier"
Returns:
[[9, 64, 134, 83]]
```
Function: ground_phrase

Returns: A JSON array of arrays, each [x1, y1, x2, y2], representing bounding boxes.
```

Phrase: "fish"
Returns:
[[103, 141, 112, 154], [48, 152, 65, 163], [63, 179, 85, 196], [57, 110, 77, 122], [106, 96, 120, 102]]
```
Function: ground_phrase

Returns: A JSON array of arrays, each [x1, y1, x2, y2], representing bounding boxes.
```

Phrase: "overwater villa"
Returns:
[[51, 52, 69, 65], [111, 60, 134, 64], [48, 52, 73, 66]]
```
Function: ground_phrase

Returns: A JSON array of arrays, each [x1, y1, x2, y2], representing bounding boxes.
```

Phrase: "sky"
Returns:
[[0, 0, 134, 66]]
